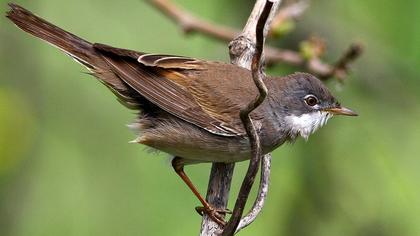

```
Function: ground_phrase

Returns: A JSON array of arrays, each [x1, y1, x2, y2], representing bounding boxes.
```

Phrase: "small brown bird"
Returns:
[[6, 3, 357, 225]]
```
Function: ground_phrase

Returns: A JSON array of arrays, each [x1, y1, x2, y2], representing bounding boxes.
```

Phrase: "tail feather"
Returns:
[[6, 3, 136, 94], [6, 3, 99, 69]]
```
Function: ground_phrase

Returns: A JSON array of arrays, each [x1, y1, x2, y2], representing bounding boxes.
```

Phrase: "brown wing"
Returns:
[[93, 43, 261, 136]]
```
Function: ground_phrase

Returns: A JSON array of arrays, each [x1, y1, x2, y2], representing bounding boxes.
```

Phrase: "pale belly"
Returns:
[[129, 115, 254, 164], [142, 128, 253, 165]]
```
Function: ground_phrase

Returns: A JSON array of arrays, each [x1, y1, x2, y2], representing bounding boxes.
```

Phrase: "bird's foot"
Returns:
[[195, 206, 232, 226]]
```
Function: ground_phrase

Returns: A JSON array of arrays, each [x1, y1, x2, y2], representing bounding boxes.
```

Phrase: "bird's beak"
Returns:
[[324, 106, 358, 116]]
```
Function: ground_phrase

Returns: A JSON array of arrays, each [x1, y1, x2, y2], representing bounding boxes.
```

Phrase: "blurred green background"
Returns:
[[1, 0, 419, 235]]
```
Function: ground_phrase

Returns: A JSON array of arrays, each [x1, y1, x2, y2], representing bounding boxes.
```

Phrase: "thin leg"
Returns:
[[172, 157, 229, 226]]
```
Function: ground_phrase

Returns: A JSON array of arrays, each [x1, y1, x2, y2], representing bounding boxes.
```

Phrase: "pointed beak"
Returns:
[[324, 106, 358, 116]]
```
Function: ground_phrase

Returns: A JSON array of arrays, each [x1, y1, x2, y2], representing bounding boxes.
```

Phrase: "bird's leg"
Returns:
[[172, 157, 230, 226]]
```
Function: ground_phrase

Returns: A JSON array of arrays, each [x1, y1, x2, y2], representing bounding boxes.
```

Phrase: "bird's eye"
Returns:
[[304, 95, 319, 107]]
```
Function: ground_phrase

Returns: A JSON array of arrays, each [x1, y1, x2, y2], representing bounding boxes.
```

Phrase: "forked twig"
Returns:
[[222, 1, 274, 235]]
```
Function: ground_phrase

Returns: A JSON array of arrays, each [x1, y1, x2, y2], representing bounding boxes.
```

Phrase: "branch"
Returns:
[[149, 0, 240, 41], [147, 0, 362, 235], [235, 153, 271, 234], [200, 163, 235, 236], [148, 0, 362, 81], [222, 1, 275, 235]]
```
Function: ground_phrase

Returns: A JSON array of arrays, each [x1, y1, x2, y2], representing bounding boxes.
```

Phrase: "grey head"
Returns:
[[266, 73, 357, 141]]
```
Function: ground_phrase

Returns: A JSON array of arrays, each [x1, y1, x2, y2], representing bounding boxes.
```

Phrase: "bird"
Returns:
[[6, 3, 357, 225]]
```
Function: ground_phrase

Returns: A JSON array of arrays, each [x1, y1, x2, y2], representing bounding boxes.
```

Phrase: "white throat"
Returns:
[[285, 111, 332, 140]]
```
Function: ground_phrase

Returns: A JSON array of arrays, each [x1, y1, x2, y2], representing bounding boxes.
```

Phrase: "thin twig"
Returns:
[[318, 43, 364, 81], [222, 1, 274, 235], [148, 0, 362, 81], [235, 153, 271, 234], [198, 0, 281, 234]]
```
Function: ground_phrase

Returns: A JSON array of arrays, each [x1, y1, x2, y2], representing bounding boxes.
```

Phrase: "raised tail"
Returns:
[[6, 3, 102, 70]]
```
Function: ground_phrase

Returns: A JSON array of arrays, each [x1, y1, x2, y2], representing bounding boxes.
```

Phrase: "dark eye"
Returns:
[[304, 95, 319, 106]]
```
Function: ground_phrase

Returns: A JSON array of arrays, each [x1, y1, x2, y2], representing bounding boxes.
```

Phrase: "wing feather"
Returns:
[[94, 44, 244, 136], [93, 44, 265, 137], [138, 54, 202, 69]]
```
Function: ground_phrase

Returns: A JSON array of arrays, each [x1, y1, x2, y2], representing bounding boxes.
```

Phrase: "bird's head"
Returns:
[[269, 73, 357, 141]]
